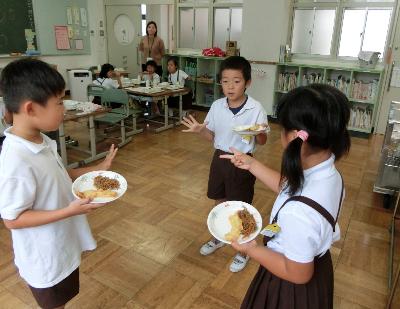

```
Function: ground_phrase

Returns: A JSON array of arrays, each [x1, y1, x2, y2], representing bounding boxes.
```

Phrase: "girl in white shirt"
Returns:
[[142, 60, 161, 115], [167, 57, 190, 86], [222, 84, 351, 309], [93, 63, 122, 89]]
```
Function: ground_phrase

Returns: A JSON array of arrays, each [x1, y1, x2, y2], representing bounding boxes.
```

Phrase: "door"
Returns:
[[106, 5, 141, 78]]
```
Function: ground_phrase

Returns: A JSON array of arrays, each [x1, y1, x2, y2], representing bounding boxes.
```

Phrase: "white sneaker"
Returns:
[[229, 254, 250, 272], [200, 239, 225, 256]]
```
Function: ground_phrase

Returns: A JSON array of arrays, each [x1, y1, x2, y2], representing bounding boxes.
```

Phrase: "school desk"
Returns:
[[124, 87, 190, 133], [59, 107, 126, 168]]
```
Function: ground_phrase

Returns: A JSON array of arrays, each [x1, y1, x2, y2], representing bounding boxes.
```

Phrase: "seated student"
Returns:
[[0, 58, 118, 309], [142, 60, 160, 86], [0, 97, 12, 152], [166, 57, 192, 116], [142, 60, 161, 116], [93, 63, 122, 89]]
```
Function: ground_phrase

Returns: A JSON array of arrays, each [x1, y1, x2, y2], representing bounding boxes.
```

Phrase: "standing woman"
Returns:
[[139, 21, 165, 77]]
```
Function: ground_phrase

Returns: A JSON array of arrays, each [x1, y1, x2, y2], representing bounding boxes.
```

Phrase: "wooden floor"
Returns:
[[1, 114, 399, 309]]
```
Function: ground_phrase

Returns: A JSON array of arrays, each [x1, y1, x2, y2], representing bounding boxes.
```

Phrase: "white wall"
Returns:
[[0, 0, 107, 90], [241, 0, 291, 115], [147, 4, 170, 50]]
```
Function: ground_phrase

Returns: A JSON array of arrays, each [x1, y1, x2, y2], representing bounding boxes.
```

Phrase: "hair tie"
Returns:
[[296, 130, 308, 142]]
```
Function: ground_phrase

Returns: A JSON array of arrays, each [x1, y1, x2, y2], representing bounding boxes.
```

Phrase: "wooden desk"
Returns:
[[59, 107, 113, 168], [124, 87, 190, 133]]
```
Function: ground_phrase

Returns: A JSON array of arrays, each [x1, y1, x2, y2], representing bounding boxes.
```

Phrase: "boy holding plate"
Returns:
[[181, 56, 268, 272], [0, 58, 118, 309]]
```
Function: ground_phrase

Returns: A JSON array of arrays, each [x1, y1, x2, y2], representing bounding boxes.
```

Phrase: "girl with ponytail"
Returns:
[[221, 84, 350, 309]]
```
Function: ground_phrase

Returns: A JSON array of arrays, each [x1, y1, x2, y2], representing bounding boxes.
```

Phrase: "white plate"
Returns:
[[207, 201, 262, 244], [232, 124, 270, 136], [159, 82, 169, 87], [72, 171, 127, 204], [63, 99, 79, 111]]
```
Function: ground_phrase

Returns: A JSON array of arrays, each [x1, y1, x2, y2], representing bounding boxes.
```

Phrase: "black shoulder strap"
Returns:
[[272, 174, 344, 232]]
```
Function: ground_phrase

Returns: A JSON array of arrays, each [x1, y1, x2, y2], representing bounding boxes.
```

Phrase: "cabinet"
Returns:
[[273, 63, 383, 134], [162, 54, 225, 107]]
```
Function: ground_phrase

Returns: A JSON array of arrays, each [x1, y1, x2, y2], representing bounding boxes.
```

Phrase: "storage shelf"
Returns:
[[347, 126, 372, 133], [349, 98, 375, 105]]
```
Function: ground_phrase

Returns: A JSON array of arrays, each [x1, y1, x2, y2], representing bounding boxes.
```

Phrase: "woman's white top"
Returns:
[[0, 130, 96, 288], [267, 155, 343, 263], [93, 77, 118, 89]]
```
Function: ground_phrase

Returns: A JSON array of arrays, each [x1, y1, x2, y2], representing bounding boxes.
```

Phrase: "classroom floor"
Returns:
[[0, 114, 399, 309]]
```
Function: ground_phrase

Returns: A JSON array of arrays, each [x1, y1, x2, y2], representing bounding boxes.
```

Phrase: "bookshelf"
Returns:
[[162, 54, 226, 108], [274, 63, 384, 134]]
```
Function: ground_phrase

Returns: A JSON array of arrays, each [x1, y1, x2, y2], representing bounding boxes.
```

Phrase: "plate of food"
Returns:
[[207, 201, 262, 244], [159, 82, 170, 87], [63, 99, 79, 111], [233, 124, 270, 136], [72, 171, 127, 203]]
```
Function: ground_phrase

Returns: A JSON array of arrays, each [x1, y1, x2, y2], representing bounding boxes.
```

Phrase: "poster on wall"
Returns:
[[73, 7, 80, 25], [66, 7, 73, 25], [80, 8, 88, 27], [75, 39, 84, 50], [54, 26, 70, 50]]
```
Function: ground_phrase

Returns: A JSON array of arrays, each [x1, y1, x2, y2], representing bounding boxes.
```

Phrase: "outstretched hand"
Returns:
[[181, 114, 208, 133], [219, 147, 255, 170], [96, 144, 118, 170]]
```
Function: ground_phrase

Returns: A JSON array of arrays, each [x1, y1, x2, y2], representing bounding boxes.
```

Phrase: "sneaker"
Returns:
[[199, 239, 225, 256], [229, 254, 250, 273]]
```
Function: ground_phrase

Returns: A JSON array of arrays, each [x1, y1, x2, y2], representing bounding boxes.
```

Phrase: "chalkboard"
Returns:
[[0, 0, 37, 54], [33, 0, 91, 55]]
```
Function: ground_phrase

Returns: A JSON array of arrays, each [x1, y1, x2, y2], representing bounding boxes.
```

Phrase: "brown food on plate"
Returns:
[[238, 208, 257, 237], [93, 175, 120, 190], [76, 189, 118, 199]]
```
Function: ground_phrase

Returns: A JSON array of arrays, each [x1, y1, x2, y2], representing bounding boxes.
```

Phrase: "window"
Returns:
[[291, 8, 336, 55], [179, 7, 209, 49], [141, 4, 146, 36], [339, 8, 392, 57], [290, 1, 394, 59], [213, 7, 242, 49]]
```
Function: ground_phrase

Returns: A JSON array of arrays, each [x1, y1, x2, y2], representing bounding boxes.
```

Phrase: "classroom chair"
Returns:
[[87, 84, 105, 104]]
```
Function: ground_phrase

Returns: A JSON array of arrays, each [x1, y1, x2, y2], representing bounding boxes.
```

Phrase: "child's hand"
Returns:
[[182, 115, 208, 133], [231, 240, 257, 254], [113, 71, 121, 78], [96, 144, 118, 170], [220, 147, 255, 170], [67, 198, 105, 215]]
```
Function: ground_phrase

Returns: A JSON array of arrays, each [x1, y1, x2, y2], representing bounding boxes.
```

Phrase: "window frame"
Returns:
[[289, 0, 395, 62], [176, 0, 243, 51]]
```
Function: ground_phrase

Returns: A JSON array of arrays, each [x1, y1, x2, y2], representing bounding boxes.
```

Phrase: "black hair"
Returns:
[[167, 57, 179, 68], [0, 58, 65, 113], [219, 56, 251, 82], [99, 63, 115, 79], [146, 21, 158, 37], [277, 84, 351, 195], [145, 60, 157, 70]]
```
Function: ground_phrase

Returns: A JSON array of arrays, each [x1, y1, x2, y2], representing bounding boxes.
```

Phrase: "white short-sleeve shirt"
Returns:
[[143, 73, 160, 85], [168, 70, 189, 85], [205, 96, 268, 154], [0, 129, 96, 288], [267, 155, 343, 263], [93, 77, 118, 89]]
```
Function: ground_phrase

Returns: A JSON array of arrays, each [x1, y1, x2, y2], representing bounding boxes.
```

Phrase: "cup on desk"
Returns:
[[145, 80, 150, 88]]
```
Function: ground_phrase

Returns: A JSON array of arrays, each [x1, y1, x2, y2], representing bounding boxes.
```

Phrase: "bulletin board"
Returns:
[[0, 0, 37, 54], [32, 0, 91, 55]]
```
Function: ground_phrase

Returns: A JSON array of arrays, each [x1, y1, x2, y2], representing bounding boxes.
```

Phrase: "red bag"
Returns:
[[202, 47, 226, 57]]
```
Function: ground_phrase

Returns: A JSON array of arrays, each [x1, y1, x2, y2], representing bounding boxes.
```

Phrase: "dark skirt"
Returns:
[[241, 251, 333, 309], [29, 268, 80, 309]]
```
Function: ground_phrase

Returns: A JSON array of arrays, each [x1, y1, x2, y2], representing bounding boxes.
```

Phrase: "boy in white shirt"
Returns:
[[142, 60, 161, 115], [182, 56, 268, 272], [0, 58, 118, 309]]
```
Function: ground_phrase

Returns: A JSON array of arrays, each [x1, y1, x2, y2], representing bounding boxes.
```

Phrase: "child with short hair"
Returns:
[[0, 58, 118, 309], [222, 84, 350, 308], [143, 60, 160, 86], [142, 60, 161, 116], [93, 63, 122, 89], [182, 56, 268, 272], [166, 56, 192, 115]]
